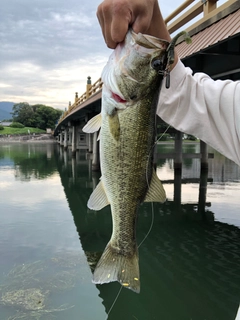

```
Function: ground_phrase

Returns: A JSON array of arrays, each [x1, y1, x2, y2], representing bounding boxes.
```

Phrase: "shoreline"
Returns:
[[0, 133, 57, 144]]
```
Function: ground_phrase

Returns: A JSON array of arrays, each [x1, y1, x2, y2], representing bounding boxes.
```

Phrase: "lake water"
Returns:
[[0, 142, 239, 320]]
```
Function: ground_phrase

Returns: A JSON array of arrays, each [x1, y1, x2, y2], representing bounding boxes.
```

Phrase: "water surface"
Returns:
[[0, 142, 239, 320]]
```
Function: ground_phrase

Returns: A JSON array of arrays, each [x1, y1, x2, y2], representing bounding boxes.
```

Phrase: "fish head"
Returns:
[[101, 30, 169, 115]]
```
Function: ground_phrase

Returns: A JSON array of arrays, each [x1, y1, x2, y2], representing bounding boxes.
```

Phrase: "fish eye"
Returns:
[[151, 59, 163, 71]]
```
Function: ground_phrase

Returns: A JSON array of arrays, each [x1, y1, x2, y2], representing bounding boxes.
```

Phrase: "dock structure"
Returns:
[[54, 0, 240, 171]]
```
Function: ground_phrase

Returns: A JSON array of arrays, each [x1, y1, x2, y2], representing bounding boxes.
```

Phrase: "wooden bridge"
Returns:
[[54, 0, 240, 170]]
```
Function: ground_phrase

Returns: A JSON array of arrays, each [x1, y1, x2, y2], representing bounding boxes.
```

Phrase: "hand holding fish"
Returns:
[[97, 0, 171, 48]]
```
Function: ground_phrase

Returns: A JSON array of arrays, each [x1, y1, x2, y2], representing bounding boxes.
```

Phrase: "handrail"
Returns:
[[58, 77, 103, 123], [165, 0, 221, 34], [164, 0, 238, 34], [165, 0, 196, 24]]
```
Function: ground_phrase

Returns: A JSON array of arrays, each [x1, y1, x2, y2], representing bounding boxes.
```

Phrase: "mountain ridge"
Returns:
[[0, 101, 14, 120]]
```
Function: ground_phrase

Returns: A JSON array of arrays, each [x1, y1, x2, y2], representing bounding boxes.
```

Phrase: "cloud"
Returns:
[[0, 0, 110, 108]]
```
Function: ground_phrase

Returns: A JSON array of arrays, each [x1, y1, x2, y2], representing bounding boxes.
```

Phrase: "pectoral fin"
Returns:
[[108, 113, 120, 141], [87, 180, 110, 210], [144, 169, 166, 203], [83, 114, 102, 133]]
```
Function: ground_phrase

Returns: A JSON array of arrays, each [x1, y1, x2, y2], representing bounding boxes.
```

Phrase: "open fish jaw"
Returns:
[[101, 30, 169, 111]]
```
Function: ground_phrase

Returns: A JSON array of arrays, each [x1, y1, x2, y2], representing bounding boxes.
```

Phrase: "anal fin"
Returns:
[[87, 180, 109, 210], [144, 169, 166, 203]]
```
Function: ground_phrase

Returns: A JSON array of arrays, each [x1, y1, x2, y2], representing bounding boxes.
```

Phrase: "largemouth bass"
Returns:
[[83, 30, 170, 293]]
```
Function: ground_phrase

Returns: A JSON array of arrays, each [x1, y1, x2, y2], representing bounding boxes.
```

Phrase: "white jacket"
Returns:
[[157, 60, 240, 166]]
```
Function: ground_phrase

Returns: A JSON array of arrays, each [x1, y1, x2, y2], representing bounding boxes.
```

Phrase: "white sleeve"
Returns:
[[157, 60, 240, 166]]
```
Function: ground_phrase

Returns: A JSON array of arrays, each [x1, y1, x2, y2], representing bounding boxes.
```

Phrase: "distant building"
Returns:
[[0, 121, 12, 127]]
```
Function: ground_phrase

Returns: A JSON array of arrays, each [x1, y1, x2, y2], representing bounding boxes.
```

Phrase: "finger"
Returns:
[[97, 3, 119, 49], [111, 14, 130, 44], [132, 15, 151, 35]]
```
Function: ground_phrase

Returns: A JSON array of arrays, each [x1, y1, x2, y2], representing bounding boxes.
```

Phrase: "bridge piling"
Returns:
[[92, 132, 100, 171], [60, 131, 64, 146], [71, 124, 77, 157], [64, 128, 68, 150]]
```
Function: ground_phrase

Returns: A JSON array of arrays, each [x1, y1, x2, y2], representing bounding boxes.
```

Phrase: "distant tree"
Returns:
[[11, 103, 34, 127], [11, 102, 62, 130], [33, 105, 62, 130]]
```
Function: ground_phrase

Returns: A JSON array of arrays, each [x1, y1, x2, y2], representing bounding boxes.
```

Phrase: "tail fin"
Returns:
[[92, 243, 140, 293]]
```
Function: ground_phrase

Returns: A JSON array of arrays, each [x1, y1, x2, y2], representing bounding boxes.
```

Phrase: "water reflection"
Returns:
[[56, 145, 240, 320], [0, 143, 57, 181]]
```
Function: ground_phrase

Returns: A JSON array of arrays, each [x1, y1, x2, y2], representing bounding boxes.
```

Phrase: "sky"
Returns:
[[0, 0, 204, 109]]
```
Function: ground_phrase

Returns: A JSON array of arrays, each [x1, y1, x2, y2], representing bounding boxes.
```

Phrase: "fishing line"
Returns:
[[104, 286, 123, 319], [138, 124, 170, 248]]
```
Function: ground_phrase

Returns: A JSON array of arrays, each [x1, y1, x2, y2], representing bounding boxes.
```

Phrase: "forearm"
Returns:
[[157, 61, 240, 166]]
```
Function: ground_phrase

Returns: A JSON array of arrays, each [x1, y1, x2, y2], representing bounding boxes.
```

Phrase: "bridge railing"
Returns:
[[165, 0, 234, 34], [58, 0, 233, 124], [58, 77, 103, 123]]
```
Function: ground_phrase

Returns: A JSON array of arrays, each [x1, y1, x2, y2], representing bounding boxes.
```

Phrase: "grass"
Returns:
[[0, 127, 45, 135]]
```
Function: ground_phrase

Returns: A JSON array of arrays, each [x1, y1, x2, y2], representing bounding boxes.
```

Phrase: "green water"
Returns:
[[0, 143, 239, 320]]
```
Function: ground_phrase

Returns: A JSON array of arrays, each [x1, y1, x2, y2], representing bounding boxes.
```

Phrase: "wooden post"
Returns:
[[72, 124, 77, 157], [92, 131, 100, 171], [86, 77, 91, 99], [174, 131, 183, 169], [198, 168, 208, 219], [203, 0, 217, 16], [75, 92, 78, 103], [88, 133, 93, 153], [200, 140, 208, 169], [174, 168, 182, 208]]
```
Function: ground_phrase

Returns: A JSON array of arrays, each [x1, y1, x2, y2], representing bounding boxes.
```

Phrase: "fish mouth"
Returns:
[[111, 92, 127, 103]]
